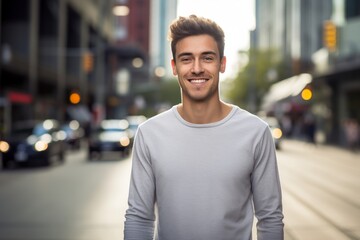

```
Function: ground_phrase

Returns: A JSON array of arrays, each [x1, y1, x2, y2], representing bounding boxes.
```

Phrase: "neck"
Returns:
[[177, 100, 232, 124]]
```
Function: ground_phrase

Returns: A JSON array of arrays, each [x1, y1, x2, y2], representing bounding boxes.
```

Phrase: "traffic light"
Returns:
[[69, 92, 81, 104], [323, 20, 337, 52], [83, 51, 94, 73]]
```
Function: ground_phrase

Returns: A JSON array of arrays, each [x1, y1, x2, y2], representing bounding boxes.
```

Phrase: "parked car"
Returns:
[[126, 115, 147, 147], [0, 119, 66, 169], [262, 117, 283, 150], [61, 120, 85, 150], [88, 119, 131, 159]]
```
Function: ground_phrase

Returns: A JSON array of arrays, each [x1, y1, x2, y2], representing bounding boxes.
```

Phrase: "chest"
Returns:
[[148, 127, 255, 186]]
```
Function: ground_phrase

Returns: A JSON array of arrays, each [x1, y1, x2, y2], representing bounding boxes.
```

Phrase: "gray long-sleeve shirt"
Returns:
[[124, 105, 284, 240]]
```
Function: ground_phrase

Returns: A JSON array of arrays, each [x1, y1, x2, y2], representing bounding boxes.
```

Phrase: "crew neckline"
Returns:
[[172, 105, 238, 128]]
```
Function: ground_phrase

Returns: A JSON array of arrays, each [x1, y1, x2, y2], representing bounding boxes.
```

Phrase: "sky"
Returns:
[[177, 0, 255, 79]]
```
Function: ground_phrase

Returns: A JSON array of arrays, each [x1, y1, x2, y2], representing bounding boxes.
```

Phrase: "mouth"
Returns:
[[188, 78, 209, 84]]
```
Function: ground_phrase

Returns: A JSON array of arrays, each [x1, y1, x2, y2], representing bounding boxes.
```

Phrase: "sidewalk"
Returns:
[[277, 139, 360, 240], [281, 138, 360, 161]]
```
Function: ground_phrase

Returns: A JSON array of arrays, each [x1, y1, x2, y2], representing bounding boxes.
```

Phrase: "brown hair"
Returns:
[[168, 15, 225, 61]]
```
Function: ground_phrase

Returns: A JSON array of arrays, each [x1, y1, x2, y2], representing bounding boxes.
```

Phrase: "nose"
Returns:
[[191, 59, 204, 74]]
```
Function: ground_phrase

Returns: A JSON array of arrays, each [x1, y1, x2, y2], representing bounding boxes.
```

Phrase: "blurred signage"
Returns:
[[7, 91, 32, 104], [83, 51, 94, 73], [323, 20, 337, 52], [115, 68, 130, 95]]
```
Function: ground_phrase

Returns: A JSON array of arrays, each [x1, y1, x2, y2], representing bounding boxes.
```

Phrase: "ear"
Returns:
[[220, 56, 226, 73], [171, 59, 178, 76]]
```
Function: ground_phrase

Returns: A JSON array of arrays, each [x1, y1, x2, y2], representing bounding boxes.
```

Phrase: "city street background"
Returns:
[[1, 0, 360, 239], [0, 140, 359, 240]]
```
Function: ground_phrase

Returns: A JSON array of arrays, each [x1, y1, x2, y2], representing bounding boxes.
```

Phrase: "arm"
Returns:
[[124, 129, 156, 240], [252, 126, 284, 240]]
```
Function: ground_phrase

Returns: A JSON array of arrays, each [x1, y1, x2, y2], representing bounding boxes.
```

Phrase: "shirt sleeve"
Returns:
[[252, 126, 284, 240], [124, 128, 156, 240]]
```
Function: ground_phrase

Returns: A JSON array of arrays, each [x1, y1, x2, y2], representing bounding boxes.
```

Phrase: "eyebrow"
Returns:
[[177, 51, 217, 58]]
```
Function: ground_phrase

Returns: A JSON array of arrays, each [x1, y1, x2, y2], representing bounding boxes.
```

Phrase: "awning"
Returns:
[[262, 73, 312, 110]]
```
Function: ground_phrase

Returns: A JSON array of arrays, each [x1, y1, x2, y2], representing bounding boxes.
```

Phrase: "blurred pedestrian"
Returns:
[[124, 15, 284, 240], [281, 115, 292, 137], [344, 118, 359, 151], [304, 112, 316, 144]]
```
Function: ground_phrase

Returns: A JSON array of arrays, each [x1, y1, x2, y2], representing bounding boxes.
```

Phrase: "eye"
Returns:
[[180, 57, 192, 63], [203, 55, 214, 62]]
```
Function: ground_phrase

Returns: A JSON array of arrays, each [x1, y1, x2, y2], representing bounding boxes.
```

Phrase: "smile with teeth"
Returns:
[[189, 79, 207, 84]]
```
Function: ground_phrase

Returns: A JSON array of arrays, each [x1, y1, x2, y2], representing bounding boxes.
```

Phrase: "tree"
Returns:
[[224, 48, 287, 113], [158, 78, 181, 106]]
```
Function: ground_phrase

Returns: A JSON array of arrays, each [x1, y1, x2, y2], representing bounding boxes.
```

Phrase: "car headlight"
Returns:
[[27, 135, 38, 145], [40, 133, 52, 143], [34, 141, 48, 152], [272, 128, 283, 139], [119, 137, 130, 147], [55, 130, 67, 141], [0, 141, 10, 152]]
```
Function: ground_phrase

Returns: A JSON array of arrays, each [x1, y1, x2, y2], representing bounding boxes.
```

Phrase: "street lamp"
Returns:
[[112, 5, 129, 16], [112, 1, 129, 41], [132, 57, 143, 68], [154, 66, 166, 78]]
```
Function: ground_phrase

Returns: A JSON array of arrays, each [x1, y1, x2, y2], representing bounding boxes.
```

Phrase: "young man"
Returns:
[[124, 15, 284, 240]]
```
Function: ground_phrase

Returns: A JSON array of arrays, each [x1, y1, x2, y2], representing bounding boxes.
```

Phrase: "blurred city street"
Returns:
[[277, 140, 360, 240], [0, 147, 132, 240], [0, 140, 359, 240], [1, 0, 360, 239]]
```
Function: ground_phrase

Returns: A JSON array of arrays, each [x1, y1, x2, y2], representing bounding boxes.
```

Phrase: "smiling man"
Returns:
[[124, 15, 284, 240]]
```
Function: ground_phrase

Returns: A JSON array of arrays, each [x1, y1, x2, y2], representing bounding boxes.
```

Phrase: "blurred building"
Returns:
[[0, 0, 179, 135], [0, 0, 117, 135], [312, 0, 360, 145], [254, 0, 333, 75], [150, 0, 177, 79], [254, 0, 360, 146], [105, 0, 151, 119], [107, 0, 178, 118]]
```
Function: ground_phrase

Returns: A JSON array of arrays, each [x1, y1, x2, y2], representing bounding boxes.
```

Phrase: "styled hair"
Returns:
[[168, 15, 225, 61]]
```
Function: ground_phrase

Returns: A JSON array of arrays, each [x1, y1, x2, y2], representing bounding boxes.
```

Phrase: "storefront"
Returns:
[[261, 73, 315, 140], [313, 59, 360, 146]]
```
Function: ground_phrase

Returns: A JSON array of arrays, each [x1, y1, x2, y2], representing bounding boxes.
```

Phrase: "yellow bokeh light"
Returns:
[[272, 128, 283, 139], [70, 92, 81, 104], [113, 6, 130, 16], [301, 89, 312, 101], [0, 141, 10, 152]]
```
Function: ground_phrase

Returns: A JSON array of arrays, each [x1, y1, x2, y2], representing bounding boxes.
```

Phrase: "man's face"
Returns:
[[171, 34, 226, 103]]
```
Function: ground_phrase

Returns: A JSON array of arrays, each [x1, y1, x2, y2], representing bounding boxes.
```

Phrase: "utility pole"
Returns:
[[248, 31, 257, 113], [93, 0, 107, 125]]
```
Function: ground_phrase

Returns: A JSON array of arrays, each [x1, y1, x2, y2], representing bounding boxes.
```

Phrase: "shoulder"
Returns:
[[231, 105, 268, 130], [138, 106, 177, 131]]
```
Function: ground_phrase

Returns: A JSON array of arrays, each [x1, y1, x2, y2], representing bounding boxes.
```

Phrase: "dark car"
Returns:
[[126, 115, 147, 147], [61, 120, 85, 150], [0, 119, 66, 169], [88, 119, 131, 159], [263, 117, 283, 150]]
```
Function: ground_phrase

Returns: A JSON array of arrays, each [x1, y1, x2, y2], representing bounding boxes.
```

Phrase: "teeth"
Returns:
[[190, 79, 206, 83]]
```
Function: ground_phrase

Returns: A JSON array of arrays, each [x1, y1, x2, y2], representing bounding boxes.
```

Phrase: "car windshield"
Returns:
[[33, 125, 50, 136], [91, 119, 129, 136], [11, 124, 50, 137], [93, 128, 125, 133]]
